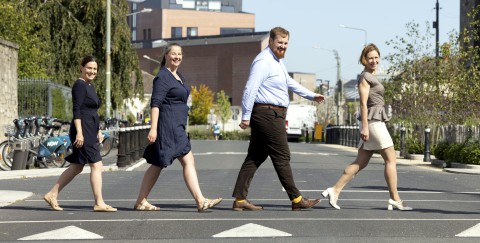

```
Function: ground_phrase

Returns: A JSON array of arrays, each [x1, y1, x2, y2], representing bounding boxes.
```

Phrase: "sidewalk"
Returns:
[[0, 148, 145, 207]]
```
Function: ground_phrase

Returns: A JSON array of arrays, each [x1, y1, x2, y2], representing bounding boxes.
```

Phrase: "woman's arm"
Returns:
[[358, 77, 370, 141], [147, 107, 159, 144]]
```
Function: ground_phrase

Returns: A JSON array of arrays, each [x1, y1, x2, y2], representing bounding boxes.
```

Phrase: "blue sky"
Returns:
[[242, 0, 460, 87]]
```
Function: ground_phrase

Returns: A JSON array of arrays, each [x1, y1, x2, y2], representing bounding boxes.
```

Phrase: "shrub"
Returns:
[[222, 130, 250, 140], [432, 141, 449, 160], [444, 143, 465, 162], [406, 136, 423, 154], [459, 143, 480, 165], [188, 128, 211, 140]]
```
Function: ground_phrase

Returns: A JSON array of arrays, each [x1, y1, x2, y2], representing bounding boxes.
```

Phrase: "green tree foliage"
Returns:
[[384, 17, 480, 125], [0, 0, 143, 118], [52, 89, 72, 120], [216, 90, 232, 130], [190, 84, 213, 125]]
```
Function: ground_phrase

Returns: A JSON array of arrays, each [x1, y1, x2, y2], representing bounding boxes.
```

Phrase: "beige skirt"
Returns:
[[358, 120, 393, 151]]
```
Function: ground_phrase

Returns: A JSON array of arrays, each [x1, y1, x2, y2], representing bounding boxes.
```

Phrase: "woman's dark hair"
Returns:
[[161, 43, 181, 66], [81, 55, 97, 67]]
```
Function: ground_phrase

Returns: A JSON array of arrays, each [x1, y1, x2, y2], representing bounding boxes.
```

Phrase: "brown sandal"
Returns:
[[198, 198, 223, 213], [134, 201, 160, 211], [43, 194, 63, 211]]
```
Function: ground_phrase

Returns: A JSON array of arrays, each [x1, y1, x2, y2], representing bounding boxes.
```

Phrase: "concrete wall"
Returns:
[[0, 39, 19, 141]]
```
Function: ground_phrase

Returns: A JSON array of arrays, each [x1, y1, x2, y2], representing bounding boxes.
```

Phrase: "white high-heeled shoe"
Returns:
[[387, 199, 413, 211], [321, 187, 341, 210]]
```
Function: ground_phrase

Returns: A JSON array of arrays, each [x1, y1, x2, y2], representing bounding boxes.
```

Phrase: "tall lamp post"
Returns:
[[312, 46, 342, 125], [105, 0, 151, 118], [143, 55, 162, 64], [339, 24, 368, 46]]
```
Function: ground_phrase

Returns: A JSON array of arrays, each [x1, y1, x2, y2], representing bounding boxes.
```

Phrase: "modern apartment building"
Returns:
[[129, 0, 254, 41]]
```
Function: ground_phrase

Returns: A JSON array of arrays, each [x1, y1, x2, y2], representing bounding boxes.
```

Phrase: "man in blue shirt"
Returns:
[[232, 27, 325, 211]]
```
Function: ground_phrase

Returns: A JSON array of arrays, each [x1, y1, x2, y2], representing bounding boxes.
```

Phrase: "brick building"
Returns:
[[129, 0, 254, 41]]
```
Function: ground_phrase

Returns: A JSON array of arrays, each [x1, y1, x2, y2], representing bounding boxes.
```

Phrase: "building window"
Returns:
[[220, 28, 254, 35], [187, 27, 198, 37], [171, 27, 182, 38], [143, 29, 147, 40], [148, 29, 151, 40]]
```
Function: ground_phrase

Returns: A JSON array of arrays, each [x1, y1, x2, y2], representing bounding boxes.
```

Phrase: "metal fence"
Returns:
[[18, 78, 72, 119]]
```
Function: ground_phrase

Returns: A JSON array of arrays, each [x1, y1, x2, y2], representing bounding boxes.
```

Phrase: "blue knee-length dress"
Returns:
[[65, 79, 102, 164], [143, 66, 191, 167]]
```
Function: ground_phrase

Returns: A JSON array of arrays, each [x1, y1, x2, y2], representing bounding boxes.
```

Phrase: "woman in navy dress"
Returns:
[[134, 43, 222, 212], [43, 55, 117, 212]]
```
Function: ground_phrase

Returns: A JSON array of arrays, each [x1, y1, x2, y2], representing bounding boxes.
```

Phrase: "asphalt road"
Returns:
[[1, 140, 479, 242]]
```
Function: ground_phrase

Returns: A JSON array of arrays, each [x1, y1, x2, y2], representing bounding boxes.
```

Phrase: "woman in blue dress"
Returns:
[[134, 43, 222, 212], [43, 55, 117, 212]]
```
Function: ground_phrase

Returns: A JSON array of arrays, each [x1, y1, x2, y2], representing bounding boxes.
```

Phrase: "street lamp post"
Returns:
[[339, 24, 368, 46], [312, 46, 342, 125], [106, 0, 112, 118], [143, 55, 161, 64], [126, 8, 152, 16]]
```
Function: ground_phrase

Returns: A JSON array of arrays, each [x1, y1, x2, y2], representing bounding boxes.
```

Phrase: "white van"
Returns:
[[285, 104, 317, 141]]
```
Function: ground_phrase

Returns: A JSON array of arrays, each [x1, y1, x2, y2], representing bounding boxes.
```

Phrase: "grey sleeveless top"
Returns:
[[357, 71, 390, 122]]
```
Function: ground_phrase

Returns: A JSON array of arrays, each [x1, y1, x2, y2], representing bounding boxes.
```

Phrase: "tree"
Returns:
[[216, 90, 232, 130], [189, 84, 214, 125], [0, 0, 143, 118], [384, 21, 466, 125]]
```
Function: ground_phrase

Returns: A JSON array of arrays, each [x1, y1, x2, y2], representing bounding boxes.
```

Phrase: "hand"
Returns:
[[239, 120, 250, 129], [147, 129, 157, 144], [74, 134, 84, 148], [360, 128, 369, 141], [98, 132, 104, 144], [313, 94, 325, 103]]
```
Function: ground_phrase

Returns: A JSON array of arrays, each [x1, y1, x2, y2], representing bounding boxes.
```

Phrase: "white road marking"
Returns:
[[17, 225, 103, 240], [212, 223, 291, 238], [456, 223, 480, 237], [126, 159, 146, 171]]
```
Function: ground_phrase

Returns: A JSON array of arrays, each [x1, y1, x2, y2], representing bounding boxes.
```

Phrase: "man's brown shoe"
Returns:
[[232, 200, 264, 211], [292, 197, 321, 211]]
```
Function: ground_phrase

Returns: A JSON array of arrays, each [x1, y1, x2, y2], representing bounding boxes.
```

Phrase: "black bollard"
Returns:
[[305, 127, 309, 143], [132, 126, 139, 161], [399, 126, 406, 157], [117, 127, 127, 167], [125, 127, 132, 165], [424, 127, 431, 162]]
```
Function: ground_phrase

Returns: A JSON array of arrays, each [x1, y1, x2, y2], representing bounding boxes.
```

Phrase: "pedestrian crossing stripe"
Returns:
[[18, 225, 103, 240], [456, 223, 480, 237], [212, 223, 291, 238]]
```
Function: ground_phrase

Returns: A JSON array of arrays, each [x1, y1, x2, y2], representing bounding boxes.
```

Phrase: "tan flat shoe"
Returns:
[[43, 194, 63, 211], [198, 197, 222, 213], [93, 204, 117, 212], [134, 201, 160, 211]]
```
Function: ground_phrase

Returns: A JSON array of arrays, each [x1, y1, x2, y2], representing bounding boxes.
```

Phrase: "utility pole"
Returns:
[[333, 50, 341, 125], [433, 0, 440, 59]]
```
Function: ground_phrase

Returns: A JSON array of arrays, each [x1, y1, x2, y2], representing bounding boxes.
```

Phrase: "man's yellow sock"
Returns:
[[235, 198, 246, 203], [292, 195, 303, 203]]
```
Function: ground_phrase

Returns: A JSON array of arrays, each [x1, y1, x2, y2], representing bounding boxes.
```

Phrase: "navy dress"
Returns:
[[65, 79, 102, 164], [143, 66, 191, 167]]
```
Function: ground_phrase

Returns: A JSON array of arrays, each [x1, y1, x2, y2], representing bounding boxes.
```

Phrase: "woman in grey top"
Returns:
[[321, 44, 412, 211]]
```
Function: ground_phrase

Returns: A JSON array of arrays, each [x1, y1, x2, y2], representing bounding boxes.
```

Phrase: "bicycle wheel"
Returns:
[[0, 140, 13, 170], [48, 144, 66, 168], [60, 146, 72, 168], [100, 137, 113, 157]]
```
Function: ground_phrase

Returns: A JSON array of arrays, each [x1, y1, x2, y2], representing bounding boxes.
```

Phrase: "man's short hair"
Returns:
[[269, 27, 289, 40]]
